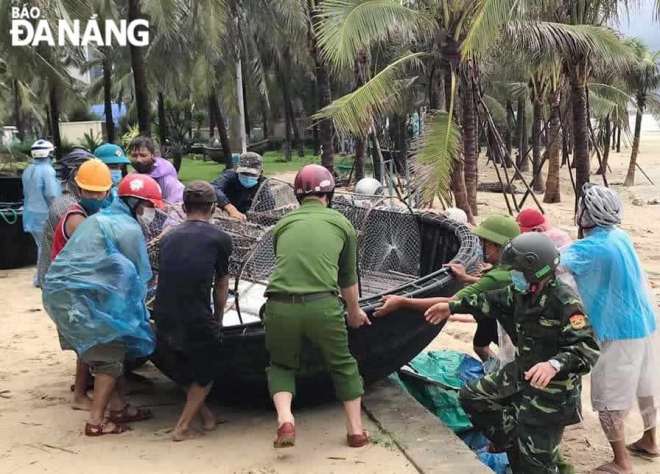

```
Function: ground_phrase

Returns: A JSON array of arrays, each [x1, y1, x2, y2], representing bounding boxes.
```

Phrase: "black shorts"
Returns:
[[473, 318, 498, 348], [161, 328, 221, 387]]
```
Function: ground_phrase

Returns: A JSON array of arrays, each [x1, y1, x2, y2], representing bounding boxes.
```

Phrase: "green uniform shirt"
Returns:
[[453, 264, 511, 300], [450, 279, 600, 426], [267, 199, 358, 295]]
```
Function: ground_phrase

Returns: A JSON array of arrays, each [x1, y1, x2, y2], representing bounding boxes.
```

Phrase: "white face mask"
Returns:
[[138, 207, 156, 227]]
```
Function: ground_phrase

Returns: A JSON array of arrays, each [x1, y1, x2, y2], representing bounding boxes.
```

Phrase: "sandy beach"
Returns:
[[1, 131, 659, 473]]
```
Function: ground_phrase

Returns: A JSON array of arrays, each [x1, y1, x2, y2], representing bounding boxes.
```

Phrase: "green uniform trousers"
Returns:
[[460, 366, 570, 474], [264, 296, 364, 401]]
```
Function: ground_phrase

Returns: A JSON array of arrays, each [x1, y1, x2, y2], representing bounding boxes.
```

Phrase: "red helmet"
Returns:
[[118, 174, 164, 208], [293, 164, 335, 198]]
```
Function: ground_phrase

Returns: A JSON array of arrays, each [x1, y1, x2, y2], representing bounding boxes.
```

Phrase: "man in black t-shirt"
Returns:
[[153, 180, 232, 441]]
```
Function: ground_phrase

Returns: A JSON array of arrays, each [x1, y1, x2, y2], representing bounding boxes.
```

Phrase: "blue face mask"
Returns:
[[110, 169, 123, 186], [510, 270, 530, 293], [238, 174, 259, 188], [79, 196, 108, 215]]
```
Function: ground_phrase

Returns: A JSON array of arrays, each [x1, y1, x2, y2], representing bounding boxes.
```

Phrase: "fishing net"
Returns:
[[333, 193, 421, 298], [145, 180, 425, 323]]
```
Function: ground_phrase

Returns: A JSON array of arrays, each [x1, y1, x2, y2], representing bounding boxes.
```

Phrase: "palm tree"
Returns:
[[128, 0, 150, 135], [623, 40, 660, 186]]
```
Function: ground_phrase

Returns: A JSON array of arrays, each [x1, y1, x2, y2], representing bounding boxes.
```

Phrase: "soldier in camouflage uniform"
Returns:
[[424, 233, 600, 473]]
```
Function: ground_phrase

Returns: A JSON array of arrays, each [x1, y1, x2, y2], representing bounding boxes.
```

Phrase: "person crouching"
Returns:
[[152, 181, 233, 441]]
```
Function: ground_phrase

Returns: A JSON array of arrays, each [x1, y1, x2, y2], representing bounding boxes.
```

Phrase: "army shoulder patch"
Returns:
[[569, 313, 587, 330]]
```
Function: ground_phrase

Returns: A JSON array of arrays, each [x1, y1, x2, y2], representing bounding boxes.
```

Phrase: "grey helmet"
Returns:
[[354, 177, 383, 196], [501, 233, 559, 283], [578, 183, 622, 228]]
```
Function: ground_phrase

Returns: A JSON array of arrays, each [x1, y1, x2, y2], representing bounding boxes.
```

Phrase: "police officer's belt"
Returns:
[[267, 292, 336, 304]]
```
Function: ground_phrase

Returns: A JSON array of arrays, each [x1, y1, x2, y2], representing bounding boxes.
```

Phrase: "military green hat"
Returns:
[[236, 152, 263, 175], [94, 143, 130, 165], [473, 214, 521, 246], [501, 232, 559, 282]]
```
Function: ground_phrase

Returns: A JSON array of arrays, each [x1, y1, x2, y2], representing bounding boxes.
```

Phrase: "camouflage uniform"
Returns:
[[449, 280, 600, 474]]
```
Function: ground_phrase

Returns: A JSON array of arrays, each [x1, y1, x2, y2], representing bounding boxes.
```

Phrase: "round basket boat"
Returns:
[[149, 181, 481, 401]]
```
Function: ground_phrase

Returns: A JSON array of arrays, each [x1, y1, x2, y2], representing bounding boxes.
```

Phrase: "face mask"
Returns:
[[238, 174, 259, 188], [79, 197, 107, 215], [132, 161, 152, 174], [110, 169, 123, 185], [510, 270, 530, 293], [138, 207, 156, 227]]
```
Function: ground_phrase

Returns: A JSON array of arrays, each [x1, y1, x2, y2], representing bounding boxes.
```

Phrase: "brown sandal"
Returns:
[[347, 431, 369, 448], [109, 404, 153, 423], [85, 421, 130, 436]]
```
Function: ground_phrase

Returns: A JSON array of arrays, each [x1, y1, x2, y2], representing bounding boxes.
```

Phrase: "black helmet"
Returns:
[[501, 233, 559, 283]]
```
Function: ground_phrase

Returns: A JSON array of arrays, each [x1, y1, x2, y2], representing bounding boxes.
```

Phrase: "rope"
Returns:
[[0, 207, 18, 225]]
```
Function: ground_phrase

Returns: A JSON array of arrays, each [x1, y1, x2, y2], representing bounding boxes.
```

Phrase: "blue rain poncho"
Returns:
[[21, 159, 61, 232], [561, 226, 657, 342], [43, 198, 155, 358]]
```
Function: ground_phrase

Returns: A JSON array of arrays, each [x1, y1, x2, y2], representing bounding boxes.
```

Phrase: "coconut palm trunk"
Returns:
[[353, 49, 370, 180], [543, 91, 562, 203], [461, 71, 479, 215], [624, 102, 644, 186], [49, 83, 62, 158], [128, 0, 150, 136], [209, 89, 232, 166], [570, 70, 590, 194], [505, 99, 514, 167], [531, 98, 545, 193], [354, 136, 365, 181], [598, 115, 610, 175], [102, 55, 115, 143], [309, 1, 334, 172], [13, 79, 24, 141], [157, 91, 168, 145], [516, 97, 529, 171]]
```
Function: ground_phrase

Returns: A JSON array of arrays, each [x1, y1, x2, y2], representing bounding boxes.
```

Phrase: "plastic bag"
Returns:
[[43, 199, 154, 358], [561, 227, 656, 342]]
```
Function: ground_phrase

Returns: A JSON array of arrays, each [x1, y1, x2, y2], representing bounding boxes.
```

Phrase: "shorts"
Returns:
[[591, 335, 660, 412], [80, 342, 126, 378], [473, 318, 498, 348], [161, 330, 221, 387]]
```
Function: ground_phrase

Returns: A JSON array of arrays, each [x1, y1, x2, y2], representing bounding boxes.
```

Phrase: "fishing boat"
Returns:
[[145, 179, 481, 400]]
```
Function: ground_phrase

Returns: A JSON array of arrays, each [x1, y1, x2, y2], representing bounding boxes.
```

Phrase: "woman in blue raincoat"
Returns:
[[44, 174, 163, 436]]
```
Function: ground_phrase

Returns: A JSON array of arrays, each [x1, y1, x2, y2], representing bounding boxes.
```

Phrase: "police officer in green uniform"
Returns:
[[264, 164, 371, 449], [423, 233, 600, 473]]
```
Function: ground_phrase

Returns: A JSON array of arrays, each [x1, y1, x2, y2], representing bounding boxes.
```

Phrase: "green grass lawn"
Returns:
[[177, 149, 354, 183]]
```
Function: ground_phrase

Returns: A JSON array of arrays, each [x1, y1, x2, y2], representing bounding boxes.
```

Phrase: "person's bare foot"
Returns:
[[591, 461, 633, 474], [199, 405, 223, 431], [172, 427, 205, 442], [71, 394, 93, 411]]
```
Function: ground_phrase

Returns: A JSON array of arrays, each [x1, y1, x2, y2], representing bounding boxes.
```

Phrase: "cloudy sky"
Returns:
[[616, 0, 660, 50]]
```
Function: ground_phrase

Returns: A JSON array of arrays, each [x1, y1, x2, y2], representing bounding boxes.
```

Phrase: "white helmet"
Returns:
[[444, 207, 468, 224], [355, 177, 383, 196], [31, 139, 55, 159], [578, 183, 622, 228]]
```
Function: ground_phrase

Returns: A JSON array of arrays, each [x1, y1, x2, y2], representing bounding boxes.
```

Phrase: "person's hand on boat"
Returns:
[[445, 262, 479, 283], [373, 295, 404, 317], [424, 302, 451, 325], [347, 308, 371, 328]]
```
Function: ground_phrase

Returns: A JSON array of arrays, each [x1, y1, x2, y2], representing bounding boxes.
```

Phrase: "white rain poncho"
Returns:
[[561, 226, 656, 342], [43, 198, 155, 358]]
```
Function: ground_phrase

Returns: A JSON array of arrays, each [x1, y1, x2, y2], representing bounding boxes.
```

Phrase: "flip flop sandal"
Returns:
[[592, 463, 631, 474], [627, 443, 660, 460], [85, 421, 130, 436], [109, 404, 153, 423]]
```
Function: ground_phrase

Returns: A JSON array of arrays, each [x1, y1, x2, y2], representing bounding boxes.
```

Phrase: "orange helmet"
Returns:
[[74, 159, 112, 192], [117, 174, 164, 208]]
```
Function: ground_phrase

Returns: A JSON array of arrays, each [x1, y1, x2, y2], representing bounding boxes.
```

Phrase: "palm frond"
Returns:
[[410, 111, 461, 203], [461, 0, 521, 59], [316, 0, 423, 71], [313, 52, 425, 136], [507, 22, 635, 73]]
